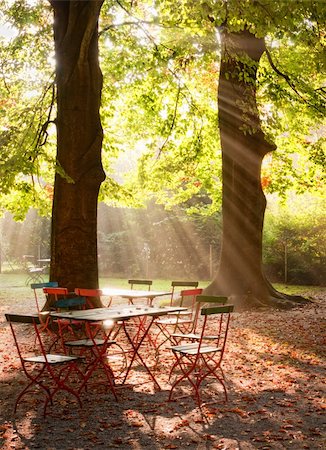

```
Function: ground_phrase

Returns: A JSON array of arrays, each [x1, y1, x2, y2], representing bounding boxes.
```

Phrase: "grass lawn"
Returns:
[[0, 272, 323, 311]]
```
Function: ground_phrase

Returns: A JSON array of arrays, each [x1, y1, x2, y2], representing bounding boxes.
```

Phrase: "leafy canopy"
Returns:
[[0, 0, 325, 218]]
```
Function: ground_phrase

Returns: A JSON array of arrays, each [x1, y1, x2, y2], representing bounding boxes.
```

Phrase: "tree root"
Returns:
[[204, 277, 311, 311]]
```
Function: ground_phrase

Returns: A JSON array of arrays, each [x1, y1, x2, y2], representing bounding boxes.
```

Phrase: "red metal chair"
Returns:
[[153, 288, 203, 357], [168, 303, 234, 406], [171, 295, 228, 343], [73, 287, 128, 379], [73, 287, 106, 336], [43, 287, 86, 348], [169, 281, 199, 306], [74, 287, 103, 308], [5, 313, 83, 416]]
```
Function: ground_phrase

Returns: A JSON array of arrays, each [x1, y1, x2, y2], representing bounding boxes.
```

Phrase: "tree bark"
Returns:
[[48, 0, 105, 298], [205, 28, 307, 309]]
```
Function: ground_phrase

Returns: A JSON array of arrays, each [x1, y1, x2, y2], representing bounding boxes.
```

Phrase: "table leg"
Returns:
[[77, 322, 118, 400], [121, 316, 161, 390]]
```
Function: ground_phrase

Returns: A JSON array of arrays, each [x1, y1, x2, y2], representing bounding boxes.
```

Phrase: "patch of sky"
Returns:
[[0, 19, 18, 41]]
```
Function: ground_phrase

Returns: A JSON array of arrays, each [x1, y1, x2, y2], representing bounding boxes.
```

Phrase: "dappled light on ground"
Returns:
[[0, 285, 324, 449]]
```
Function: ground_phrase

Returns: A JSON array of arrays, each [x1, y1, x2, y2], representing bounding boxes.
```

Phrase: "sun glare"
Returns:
[[0, 20, 18, 41]]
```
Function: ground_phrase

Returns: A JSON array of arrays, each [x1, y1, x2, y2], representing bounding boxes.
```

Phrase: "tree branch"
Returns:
[[265, 47, 323, 113], [157, 82, 181, 159], [32, 81, 56, 159], [99, 20, 158, 36]]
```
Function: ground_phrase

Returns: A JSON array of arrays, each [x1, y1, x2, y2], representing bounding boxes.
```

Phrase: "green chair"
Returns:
[[169, 302, 234, 406]]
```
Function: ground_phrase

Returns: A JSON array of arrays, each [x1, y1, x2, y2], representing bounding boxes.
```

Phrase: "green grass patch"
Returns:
[[0, 273, 323, 310]]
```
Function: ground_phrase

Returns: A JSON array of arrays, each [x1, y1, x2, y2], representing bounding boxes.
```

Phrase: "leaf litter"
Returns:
[[0, 288, 325, 449]]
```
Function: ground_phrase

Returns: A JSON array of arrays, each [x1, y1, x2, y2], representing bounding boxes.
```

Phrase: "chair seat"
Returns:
[[172, 332, 221, 340], [24, 354, 80, 364], [64, 338, 115, 347], [172, 332, 201, 340], [167, 310, 192, 316], [156, 317, 192, 326], [171, 343, 222, 355]]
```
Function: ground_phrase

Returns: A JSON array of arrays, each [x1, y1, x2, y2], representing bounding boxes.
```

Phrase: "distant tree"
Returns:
[[263, 195, 326, 286]]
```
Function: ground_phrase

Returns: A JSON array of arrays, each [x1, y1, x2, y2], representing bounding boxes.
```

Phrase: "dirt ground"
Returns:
[[0, 287, 325, 449]]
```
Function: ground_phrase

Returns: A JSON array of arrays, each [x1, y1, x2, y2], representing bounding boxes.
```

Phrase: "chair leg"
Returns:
[[15, 364, 52, 412], [196, 356, 228, 402], [168, 353, 202, 403], [169, 351, 229, 405]]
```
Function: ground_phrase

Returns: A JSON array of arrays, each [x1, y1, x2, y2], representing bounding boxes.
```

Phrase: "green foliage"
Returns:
[[0, 0, 55, 217], [99, 3, 222, 213], [263, 194, 326, 285], [98, 0, 325, 215], [0, 0, 325, 222]]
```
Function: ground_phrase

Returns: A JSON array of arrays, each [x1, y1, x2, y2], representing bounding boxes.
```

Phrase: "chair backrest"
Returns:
[[200, 304, 234, 353], [170, 281, 199, 306], [171, 281, 199, 288], [74, 288, 102, 297], [196, 295, 228, 306], [43, 287, 69, 308], [5, 313, 41, 363], [179, 288, 203, 308], [128, 279, 152, 290], [5, 313, 40, 324], [31, 281, 59, 290], [54, 296, 86, 310], [43, 287, 69, 296], [30, 281, 59, 313], [74, 288, 102, 307], [178, 288, 203, 329], [201, 305, 234, 315], [193, 295, 229, 335]]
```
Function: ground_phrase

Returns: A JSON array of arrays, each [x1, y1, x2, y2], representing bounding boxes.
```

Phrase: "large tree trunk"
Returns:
[[48, 1, 105, 301], [205, 28, 306, 310]]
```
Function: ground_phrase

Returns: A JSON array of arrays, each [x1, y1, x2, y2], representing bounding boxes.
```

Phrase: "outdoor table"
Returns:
[[101, 288, 172, 306], [50, 305, 186, 390]]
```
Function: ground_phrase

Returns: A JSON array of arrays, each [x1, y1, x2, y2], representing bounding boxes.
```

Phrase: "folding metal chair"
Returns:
[[127, 279, 153, 305], [74, 287, 103, 308], [43, 286, 69, 300], [153, 288, 203, 357], [74, 287, 128, 378], [63, 332, 118, 399], [44, 292, 118, 397], [5, 313, 83, 416], [30, 281, 59, 313], [128, 279, 153, 289], [73, 288, 108, 335], [43, 288, 86, 348], [168, 303, 234, 406], [171, 295, 228, 343], [169, 281, 199, 306], [25, 267, 45, 286]]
